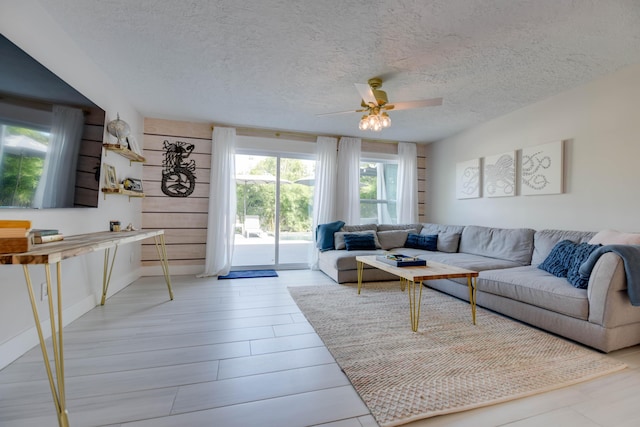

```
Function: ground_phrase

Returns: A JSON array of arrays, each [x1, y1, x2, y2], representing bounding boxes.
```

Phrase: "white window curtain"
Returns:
[[335, 137, 361, 225], [199, 126, 237, 277], [32, 105, 84, 208], [396, 141, 418, 223], [376, 163, 393, 224], [310, 136, 338, 268]]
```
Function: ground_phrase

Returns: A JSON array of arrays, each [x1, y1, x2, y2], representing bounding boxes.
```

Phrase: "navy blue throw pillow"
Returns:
[[405, 233, 438, 251], [343, 233, 376, 251], [567, 242, 602, 288], [316, 220, 345, 251], [538, 240, 576, 277]]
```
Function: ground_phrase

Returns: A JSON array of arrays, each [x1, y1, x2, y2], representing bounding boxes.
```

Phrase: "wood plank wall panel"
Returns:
[[142, 119, 212, 267], [417, 144, 427, 222], [73, 107, 104, 207], [142, 117, 428, 267]]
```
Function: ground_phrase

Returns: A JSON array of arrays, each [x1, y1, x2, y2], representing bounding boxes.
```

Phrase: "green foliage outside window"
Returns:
[[236, 157, 314, 234], [0, 126, 48, 207]]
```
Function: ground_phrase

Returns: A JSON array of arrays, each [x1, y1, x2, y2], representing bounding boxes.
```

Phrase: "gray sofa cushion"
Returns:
[[341, 224, 378, 232], [420, 228, 460, 253], [334, 230, 381, 250], [377, 229, 416, 250], [532, 229, 596, 266], [321, 248, 386, 271], [420, 223, 465, 235], [459, 225, 535, 265], [390, 249, 522, 271], [437, 232, 461, 253], [479, 266, 589, 320], [420, 223, 464, 253], [377, 223, 424, 233]]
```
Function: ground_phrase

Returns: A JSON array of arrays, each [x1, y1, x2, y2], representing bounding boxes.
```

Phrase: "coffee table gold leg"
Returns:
[[399, 277, 406, 292], [357, 261, 364, 294], [408, 280, 423, 332], [467, 276, 477, 325], [23, 264, 70, 427]]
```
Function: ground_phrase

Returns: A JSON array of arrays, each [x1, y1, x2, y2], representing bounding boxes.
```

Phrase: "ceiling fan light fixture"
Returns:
[[320, 77, 441, 133], [358, 115, 370, 130]]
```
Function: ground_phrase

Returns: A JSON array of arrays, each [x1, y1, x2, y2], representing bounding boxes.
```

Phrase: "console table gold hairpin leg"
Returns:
[[1, 230, 174, 426], [100, 233, 174, 305], [154, 233, 174, 300], [22, 263, 70, 427]]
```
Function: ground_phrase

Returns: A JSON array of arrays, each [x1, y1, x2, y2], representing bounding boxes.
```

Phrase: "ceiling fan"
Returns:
[[318, 77, 443, 131]]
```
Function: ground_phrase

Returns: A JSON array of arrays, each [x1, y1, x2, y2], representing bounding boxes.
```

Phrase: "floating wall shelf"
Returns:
[[103, 143, 146, 163]]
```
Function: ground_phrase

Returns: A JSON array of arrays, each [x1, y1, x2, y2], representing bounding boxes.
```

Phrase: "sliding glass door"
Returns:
[[232, 153, 315, 269]]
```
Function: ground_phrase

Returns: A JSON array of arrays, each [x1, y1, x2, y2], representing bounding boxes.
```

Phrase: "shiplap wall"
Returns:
[[142, 118, 427, 268], [75, 106, 105, 207]]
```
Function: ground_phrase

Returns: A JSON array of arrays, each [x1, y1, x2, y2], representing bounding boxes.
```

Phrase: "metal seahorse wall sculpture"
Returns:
[[161, 140, 197, 197]]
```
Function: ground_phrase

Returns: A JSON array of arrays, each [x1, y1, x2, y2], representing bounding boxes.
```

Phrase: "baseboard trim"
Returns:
[[141, 264, 203, 276], [0, 294, 96, 370]]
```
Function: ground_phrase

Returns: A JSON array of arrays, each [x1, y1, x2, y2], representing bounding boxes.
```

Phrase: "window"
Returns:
[[232, 153, 315, 268], [359, 159, 398, 224]]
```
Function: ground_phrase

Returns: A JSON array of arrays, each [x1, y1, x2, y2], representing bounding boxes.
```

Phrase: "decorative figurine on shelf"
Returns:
[[122, 178, 143, 193], [106, 113, 131, 148]]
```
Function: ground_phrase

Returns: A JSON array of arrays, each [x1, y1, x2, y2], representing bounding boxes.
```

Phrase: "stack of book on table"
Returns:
[[377, 253, 427, 267], [31, 229, 64, 244], [0, 220, 32, 254]]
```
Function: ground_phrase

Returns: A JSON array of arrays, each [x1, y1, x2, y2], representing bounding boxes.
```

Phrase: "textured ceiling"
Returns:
[[38, 0, 640, 142]]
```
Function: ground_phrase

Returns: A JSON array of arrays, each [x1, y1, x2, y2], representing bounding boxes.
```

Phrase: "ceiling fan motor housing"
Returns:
[[368, 78, 388, 106]]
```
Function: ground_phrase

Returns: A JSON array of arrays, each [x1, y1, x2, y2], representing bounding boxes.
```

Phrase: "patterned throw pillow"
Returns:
[[405, 233, 438, 251], [538, 240, 576, 277], [567, 242, 602, 288], [343, 233, 377, 251]]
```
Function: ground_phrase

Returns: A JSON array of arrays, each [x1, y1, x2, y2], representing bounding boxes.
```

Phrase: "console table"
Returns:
[[0, 229, 174, 427]]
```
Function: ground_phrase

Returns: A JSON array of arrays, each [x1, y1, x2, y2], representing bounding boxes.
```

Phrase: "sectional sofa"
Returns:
[[317, 223, 640, 353]]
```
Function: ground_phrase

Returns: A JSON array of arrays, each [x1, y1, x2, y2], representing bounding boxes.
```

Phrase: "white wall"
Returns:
[[0, 0, 144, 368], [426, 63, 640, 232]]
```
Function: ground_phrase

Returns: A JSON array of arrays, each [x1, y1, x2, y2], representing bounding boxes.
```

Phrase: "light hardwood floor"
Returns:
[[1, 270, 640, 426]]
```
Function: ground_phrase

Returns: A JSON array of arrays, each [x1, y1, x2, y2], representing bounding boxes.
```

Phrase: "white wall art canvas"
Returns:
[[456, 158, 481, 199], [521, 141, 563, 196], [484, 151, 516, 197]]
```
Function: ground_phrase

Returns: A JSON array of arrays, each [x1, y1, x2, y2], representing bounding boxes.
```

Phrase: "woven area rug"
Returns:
[[288, 282, 626, 426]]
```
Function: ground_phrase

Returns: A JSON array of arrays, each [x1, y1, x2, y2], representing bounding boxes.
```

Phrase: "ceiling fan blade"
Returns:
[[316, 108, 367, 117], [384, 97, 443, 111], [354, 83, 378, 106]]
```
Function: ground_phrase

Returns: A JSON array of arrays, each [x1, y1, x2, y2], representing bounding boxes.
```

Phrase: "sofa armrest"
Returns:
[[588, 252, 640, 327]]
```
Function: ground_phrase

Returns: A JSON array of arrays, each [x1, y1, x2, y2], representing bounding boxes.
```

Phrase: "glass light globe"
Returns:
[[381, 113, 391, 128], [359, 115, 370, 130]]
